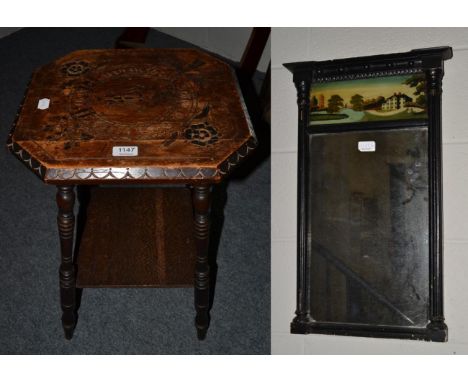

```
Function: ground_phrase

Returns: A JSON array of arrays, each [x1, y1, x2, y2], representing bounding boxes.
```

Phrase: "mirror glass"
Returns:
[[308, 127, 429, 327]]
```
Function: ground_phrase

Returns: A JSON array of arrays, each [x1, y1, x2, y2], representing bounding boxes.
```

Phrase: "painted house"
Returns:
[[381, 93, 413, 111]]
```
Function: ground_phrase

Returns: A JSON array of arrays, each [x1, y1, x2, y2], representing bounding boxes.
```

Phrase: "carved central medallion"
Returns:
[[66, 63, 198, 132]]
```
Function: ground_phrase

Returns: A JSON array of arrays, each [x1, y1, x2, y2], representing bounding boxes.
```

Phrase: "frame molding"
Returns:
[[284, 47, 453, 342]]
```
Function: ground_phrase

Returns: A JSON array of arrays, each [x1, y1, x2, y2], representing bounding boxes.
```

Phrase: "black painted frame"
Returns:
[[284, 47, 453, 342]]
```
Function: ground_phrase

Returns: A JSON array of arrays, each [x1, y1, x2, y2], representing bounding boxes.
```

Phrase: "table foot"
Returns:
[[192, 185, 212, 340], [63, 323, 75, 340], [196, 327, 208, 341]]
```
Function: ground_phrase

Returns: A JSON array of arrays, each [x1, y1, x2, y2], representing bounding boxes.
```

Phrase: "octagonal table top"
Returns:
[[7, 48, 256, 184]]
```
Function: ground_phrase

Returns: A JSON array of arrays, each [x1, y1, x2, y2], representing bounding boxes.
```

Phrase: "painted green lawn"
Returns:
[[310, 113, 348, 121], [361, 110, 428, 122]]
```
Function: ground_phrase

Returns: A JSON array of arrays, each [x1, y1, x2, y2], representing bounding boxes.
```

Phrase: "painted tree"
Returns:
[[327, 94, 344, 113], [311, 95, 318, 109], [404, 75, 426, 107], [350, 94, 364, 111], [416, 94, 426, 107]]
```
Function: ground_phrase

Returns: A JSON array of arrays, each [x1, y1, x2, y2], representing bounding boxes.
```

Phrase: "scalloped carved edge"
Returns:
[[8, 137, 257, 184], [218, 137, 256, 175], [6, 74, 44, 177], [7, 139, 47, 179], [231, 67, 257, 140], [45, 166, 219, 182]]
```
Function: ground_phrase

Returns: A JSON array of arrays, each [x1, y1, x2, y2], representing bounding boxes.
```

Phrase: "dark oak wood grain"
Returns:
[[76, 187, 196, 287], [239, 27, 270, 78], [8, 49, 256, 184], [115, 27, 150, 49], [192, 185, 212, 340], [56, 185, 77, 339]]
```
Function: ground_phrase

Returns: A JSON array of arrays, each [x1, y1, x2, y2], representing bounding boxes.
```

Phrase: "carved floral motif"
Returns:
[[185, 123, 219, 146], [61, 61, 90, 76]]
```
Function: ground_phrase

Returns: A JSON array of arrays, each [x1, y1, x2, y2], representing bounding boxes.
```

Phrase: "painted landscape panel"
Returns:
[[309, 74, 427, 125]]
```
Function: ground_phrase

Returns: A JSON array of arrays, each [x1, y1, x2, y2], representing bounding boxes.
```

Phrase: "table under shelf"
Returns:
[[75, 187, 196, 288]]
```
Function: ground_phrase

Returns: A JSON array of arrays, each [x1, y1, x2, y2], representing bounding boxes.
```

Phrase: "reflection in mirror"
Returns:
[[308, 127, 429, 327]]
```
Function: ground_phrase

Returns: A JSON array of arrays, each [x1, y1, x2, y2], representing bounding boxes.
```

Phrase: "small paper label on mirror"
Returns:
[[112, 146, 138, 156], [358, 141, 376, 152], [37, 98, 50, 110]]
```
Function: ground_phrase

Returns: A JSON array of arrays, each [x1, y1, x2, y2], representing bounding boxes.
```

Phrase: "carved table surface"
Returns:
[[8, 48, 256, 184], [8, 48, 256, 340]]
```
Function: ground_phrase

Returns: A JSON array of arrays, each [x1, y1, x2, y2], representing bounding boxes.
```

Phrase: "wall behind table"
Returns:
[[271, 27, 468, 354]]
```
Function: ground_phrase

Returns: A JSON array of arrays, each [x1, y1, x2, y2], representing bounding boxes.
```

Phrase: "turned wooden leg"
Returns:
[[192, 185, 212, 340], [56, 185, 77, 339]]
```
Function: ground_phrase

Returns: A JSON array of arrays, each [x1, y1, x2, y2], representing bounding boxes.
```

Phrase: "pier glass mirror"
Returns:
[[284, 47, 452, 341]]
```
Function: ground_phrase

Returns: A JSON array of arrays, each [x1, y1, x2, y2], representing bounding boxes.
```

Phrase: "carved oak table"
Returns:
[[7, 49, 256, 340]]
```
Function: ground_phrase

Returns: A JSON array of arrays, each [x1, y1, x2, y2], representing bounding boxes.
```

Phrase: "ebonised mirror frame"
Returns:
[[284, 47, 453, 342]]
